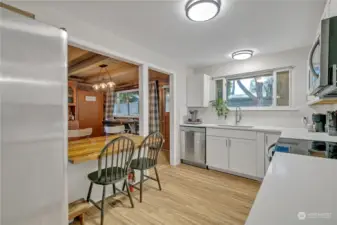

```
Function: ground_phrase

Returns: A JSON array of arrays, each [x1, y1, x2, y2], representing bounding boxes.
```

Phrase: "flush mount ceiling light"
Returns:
[[232, 50, 254, 60], [185, 0, 221, 22]]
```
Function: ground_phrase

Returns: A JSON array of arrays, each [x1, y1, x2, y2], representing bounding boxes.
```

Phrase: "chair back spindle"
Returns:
[[97, 136, 135, 182], [137, 132, 164, 169]]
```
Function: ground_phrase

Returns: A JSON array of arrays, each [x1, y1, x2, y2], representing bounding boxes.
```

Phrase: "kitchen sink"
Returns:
[[217, 125, 254, 129]]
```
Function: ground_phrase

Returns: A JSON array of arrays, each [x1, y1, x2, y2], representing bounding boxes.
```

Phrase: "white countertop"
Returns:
[[181, 123, 337, 142], [245, 153, 337, 225], [181, 123, 283, 133], [280, 128, 337, 142]]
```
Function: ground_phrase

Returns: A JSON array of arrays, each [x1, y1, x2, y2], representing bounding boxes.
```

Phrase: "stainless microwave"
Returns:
[[309, 16, 337, 97]]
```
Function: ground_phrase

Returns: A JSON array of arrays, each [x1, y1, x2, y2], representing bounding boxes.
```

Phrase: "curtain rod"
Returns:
[[212, 65, 295, 80]]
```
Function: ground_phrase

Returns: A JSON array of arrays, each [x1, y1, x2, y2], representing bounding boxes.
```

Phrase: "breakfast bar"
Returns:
[[68, 134, 144, 164], [68, 134, 145, 203]]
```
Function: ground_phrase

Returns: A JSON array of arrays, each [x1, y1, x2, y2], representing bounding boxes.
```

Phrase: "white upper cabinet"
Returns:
[[187, 74, 211, 107]]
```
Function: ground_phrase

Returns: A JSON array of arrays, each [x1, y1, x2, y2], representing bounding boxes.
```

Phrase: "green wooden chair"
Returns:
[[86, 136, 135, 225], [129, 132, 164, 202]]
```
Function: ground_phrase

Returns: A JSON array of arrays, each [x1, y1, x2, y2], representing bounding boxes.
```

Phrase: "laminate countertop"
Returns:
[[245, 153, 337, 224], [68, 134, 144, 164], [181, 124, 337, 142]]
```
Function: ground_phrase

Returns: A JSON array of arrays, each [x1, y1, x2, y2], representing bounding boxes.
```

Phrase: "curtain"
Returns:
[[149, 81, 160, 132], [105, 91, 116, 120]]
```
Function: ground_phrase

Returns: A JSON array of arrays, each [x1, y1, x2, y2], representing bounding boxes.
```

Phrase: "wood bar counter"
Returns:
[[68, 134, 145, 203], [68, 134, 144, 164]]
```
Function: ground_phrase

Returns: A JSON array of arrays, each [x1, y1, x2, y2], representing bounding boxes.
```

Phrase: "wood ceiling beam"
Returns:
[[68, 54, 108, 76], [85, 67, 138, 83]]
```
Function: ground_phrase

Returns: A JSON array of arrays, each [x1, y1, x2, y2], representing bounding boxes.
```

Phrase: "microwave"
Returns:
[[309, 16, 337, 97]]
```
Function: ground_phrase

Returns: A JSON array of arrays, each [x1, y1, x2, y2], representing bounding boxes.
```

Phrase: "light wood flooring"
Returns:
[[72, 151, 261, 225]]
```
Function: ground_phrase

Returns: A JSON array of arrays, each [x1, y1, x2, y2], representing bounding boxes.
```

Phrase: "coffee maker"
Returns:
[[186, 110, 202, 124], [312, 113, 326, 132], [327, 111, 337, 136]]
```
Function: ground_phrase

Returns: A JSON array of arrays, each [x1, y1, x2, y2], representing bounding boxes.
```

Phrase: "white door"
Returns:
[[1, 7, 67, 225], [229, 138, 257, 176], [264, 133, 280, 174], [206, 136, 229, 170]]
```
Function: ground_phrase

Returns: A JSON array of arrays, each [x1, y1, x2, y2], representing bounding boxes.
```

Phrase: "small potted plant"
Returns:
[[210, 97, 229, 119]]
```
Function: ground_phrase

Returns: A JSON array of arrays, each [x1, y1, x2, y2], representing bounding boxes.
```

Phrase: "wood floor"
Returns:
[[72, 151, 260, 225]]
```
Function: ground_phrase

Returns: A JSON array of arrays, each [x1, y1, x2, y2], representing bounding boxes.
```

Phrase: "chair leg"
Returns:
[[154, 166, 162, 191], [125, 179, 134, 208], [86, 182, 93, 202], [101, 185, 106, 225], [78, 214, 84, 225], [122, 180, 126, 191], [140, 170, 144, 203], [112, 184, 116, 196]]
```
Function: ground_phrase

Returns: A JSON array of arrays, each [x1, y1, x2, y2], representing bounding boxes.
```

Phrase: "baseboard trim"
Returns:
[[208, 166, 263, 181]]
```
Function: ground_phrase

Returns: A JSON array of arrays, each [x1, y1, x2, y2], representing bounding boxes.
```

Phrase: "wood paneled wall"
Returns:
[[77, 90, 104, 137]]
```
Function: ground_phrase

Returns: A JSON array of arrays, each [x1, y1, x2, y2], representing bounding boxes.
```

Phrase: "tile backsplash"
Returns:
[[186, 104, 337, 128]]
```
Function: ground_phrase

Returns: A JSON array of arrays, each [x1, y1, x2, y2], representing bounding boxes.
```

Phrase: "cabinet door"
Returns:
[[264, 133, 280, 173], [206, 136, 229, 170], [229, 138, 257, 177], [187, 74, 210, 107]]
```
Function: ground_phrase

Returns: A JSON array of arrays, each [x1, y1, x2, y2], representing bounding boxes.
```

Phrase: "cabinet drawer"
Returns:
[[207, 128, 256, 140]]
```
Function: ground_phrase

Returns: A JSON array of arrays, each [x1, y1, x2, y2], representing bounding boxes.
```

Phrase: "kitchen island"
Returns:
[[245, 153, 337, 224], [68, 134, 144, 203]]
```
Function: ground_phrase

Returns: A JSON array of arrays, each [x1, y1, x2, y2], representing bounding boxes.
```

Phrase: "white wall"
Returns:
[[6, 1, 189, 205], [193, 47, 335, 128], [6, 1, 189, 166]]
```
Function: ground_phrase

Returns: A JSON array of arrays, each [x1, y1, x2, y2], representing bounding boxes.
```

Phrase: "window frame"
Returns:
[[216, 68, 293, 111], [113, 88, 140, 118]]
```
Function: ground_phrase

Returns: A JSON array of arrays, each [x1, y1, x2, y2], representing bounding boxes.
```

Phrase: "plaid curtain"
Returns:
[[105, 91, 116, 120], [149, 81, 160, 132]]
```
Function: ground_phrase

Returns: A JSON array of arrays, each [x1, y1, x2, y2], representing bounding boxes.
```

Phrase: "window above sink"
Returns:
[[213, 67, 295, 110]]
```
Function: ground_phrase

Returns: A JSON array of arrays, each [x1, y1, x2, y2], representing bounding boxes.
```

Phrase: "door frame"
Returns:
[[159, 85, 170, 151], [68, 37, 177, 166]]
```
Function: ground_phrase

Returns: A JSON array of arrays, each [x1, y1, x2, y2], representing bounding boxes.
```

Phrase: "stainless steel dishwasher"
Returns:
[[180, 126, 206, 168]]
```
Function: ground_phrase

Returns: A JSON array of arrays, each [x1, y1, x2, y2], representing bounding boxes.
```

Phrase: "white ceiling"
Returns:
[[8, 0, 326, 68]]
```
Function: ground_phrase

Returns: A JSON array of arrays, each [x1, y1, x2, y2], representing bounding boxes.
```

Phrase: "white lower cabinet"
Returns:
[[228, 138, 257, 177], [206, 128, 282, 180], [264, 133, 281, 173], [206, 128, 258, 178], [206, 135, 229, 170]]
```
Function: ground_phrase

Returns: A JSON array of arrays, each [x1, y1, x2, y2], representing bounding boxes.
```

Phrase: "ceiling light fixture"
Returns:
[[232, 50, 254, 60], [185, 0, 221, 22], [92, 64, 116, 92]]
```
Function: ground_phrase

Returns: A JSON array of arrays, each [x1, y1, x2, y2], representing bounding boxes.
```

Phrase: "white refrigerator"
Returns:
[[0, 6, 68, 225]]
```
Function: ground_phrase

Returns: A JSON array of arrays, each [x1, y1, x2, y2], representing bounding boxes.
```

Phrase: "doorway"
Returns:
[[68, 39, 177, 166], [149, 69, 170, 162]]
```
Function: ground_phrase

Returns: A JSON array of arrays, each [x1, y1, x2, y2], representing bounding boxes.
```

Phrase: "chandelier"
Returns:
[[92, 64, 116, 92]]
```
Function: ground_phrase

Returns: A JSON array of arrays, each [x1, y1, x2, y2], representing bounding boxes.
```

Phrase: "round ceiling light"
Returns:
[[186, 0, 221, 22], [232, 50, 254, 60]]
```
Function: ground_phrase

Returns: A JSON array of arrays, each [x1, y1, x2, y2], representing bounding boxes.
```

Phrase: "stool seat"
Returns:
[[130, 158, 156, 170], [88, 167, 126, 185], [68, 198, 90, 225]]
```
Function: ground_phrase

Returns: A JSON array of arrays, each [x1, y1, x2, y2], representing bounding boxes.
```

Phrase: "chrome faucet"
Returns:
[[235, 107, 242, 125]]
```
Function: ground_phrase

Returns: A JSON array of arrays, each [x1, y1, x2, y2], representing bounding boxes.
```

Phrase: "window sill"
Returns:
[[113, 115, 139, 118], [228, 106, 299, 111]]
